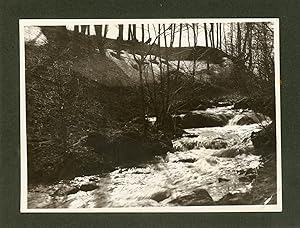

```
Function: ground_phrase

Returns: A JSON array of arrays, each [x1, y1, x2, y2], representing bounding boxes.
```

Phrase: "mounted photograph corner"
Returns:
[[20, 18, 281, 212]]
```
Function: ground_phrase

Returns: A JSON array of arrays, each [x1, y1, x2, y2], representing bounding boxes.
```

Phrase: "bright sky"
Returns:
[[25, 20, 274, 48], [66, 23, 209, 47]]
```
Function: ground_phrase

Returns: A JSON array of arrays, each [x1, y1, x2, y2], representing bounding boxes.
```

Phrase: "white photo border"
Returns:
[[20, 18, 282, 213]]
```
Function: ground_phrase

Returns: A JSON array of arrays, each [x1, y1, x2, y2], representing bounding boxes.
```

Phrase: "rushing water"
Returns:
[[28, 106, 271, 208]]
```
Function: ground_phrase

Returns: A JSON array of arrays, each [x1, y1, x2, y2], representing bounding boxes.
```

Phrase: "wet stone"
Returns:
[[205, 157, 218, 165], [169, 189, 215, 206], [203, 138, 228, 149], [177, 158, 197, 163], [239, 176, 252, 182], [66, 187, 80, 195], [217, 192, 251, 205], [151, 190, 171, 202], [132, 170, 151, 174], [218, 177, 230, 183], [89, 176, 98, 181], [80, 183, 98, 192]]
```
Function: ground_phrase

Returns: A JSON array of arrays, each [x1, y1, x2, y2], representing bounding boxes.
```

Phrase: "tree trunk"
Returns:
[[248, 25, 253, 71], [80, 25, 88, 34], [162, 24, 170, 128], [74, 25, 79, 32], [138, 63, 147, 134], [170, 24, 176, 47], [117, 24, 124, 58], [223, 24, 227, 53], [128, 24, 132, 40], [132, 24, 136, 41], [118, 24, 124, 40], [192, 23, 198, 47], [192, 23, 198, 78], [147, 24, 151, 40], [87, 26, 90, 35], [210, 23, 215, 48], [103, 25, 108, 37], [262, 23, 270, 79], [141, 24, 145, 42], [94, 25, 103, 37], [237, 22, 242, 56], [176, 23, 183, 72], [230, 23, 234, 55], [216, 23, 219, 48], [204, 23, 210, 69], [186, 24, 190, 47], [219, 23, 222, 49]]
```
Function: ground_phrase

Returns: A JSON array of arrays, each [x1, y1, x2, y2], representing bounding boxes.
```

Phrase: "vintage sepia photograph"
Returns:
[[20, 18, 281, 212]]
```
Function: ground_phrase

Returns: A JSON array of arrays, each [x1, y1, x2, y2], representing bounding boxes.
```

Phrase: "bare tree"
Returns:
[[176, 23, 183, 72], [191, 23, 199, 78], [186, 24, 191, 47], [219, 23, 222, 49], [237, 22, 242, 56], [141, 24, 145, 43], [222, 24, 227, 52], [104, 25, 108, 37], [230, 23, 234, 55], [118, 24, 124, 40], [74, 25, 79, 33], [128, 24, 132, 40], [210, 23, 215, 48], [94, 25, 107, 55], [94, 25, 103, 37], [204, 23, 210, 69], [80, 25, 89, 35], [216, 23, 219, 48], [132, 24, 137, 41]]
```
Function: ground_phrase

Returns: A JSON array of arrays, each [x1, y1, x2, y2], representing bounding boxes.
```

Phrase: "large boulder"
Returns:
[[203, 138, 228, 149], [181, 112, 227, 128], [169, 189, 215, 206], [251, 122, 276, 156], [234, 96, 275, 120], [150, 190, 171, 202], [84, 128, 172, 166], [236, 112, 266, 125], [217, 192, 251, 205], [213, 145, 254, 158]]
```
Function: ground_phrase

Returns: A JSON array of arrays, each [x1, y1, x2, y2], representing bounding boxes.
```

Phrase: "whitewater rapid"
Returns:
[[27, 106, 271, 208]]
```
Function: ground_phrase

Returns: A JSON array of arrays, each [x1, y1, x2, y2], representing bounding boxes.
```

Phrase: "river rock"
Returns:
[[203, 138, 228, 149], [212, 145, 254, 158], [235, 112, 265, 125], [181, 112, 227, 128], [217, 101, 232, 107], [239, 175, 256, 182], [84, 128, 172, 165], [218, 177, 230, 183], [205, 157, 218, 165], [151, 190, 171, 202], [169, 189, 214, 206], [217, 192, 251, 205], [177, 158, 197, 163], [66, 187, 80, 195], [52, 185, 80, 196], [251, 122, 276, 155], [234, 96, 275, 120], [80, 183, 98, 191]]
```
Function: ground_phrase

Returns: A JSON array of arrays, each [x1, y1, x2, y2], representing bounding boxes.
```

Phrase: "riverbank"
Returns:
[[25, 28, 276, 192], [27, 106, 277, 208]]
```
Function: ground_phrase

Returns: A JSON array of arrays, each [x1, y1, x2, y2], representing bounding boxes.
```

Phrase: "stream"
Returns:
[[28, 106, 271, 208]]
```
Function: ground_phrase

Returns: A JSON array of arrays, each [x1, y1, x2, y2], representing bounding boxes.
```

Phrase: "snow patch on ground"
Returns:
[[24, 26, 47, 46]]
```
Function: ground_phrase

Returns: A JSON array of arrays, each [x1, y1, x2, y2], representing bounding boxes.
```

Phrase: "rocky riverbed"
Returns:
[[27, 106, 276, 208]]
